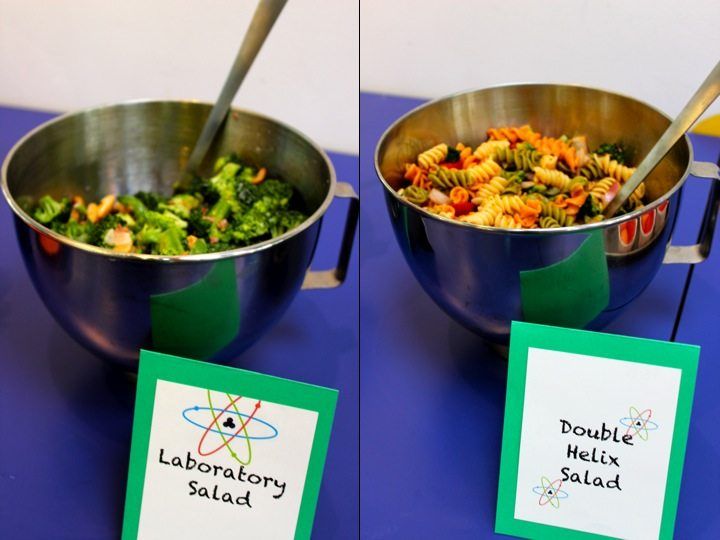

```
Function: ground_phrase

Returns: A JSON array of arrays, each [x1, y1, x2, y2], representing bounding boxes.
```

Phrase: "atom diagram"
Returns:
[[532, 476, 569, 508], [619, 406, 658, 441], [182, 390, 279, 466]]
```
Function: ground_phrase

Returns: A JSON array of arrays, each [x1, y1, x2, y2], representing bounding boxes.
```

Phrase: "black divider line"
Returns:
[[670, 264, 695, 342]]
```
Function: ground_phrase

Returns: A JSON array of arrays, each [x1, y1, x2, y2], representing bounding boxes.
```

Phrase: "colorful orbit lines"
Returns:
[[532, 476, 568, 508], [181, 390, 279, 467], [619, 406, 658, 441]]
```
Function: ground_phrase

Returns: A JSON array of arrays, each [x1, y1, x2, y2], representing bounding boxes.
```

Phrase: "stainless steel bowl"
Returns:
[[2, 100, 358, 369], [375, 84, 720, 345]]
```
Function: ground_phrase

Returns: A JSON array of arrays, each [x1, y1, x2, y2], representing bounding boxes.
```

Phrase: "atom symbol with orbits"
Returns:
[[532, 476, 569, 508], [182, 390, 279, 466], [619, 406, 658, 442]]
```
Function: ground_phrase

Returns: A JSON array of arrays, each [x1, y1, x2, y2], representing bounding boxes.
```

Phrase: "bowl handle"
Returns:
[[664, 160, 720, 264], [301, 181, 359, 289]]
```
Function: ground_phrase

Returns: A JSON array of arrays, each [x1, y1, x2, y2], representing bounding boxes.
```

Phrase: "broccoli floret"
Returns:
[[175, 174, 218, 206], [236, 181, 259, 208], [118, 195, 149, 219], [595, 143, 629, 164], [213, 153, 243, 173], [237, 166, 255, 184], [255, 179, 293, 205], [230, 212, 269, 243], [159, 194, 201, 219], [207, 199, 232, 222], [445, 147, 461, 163], [144, 210, 187, 230], [270, 210, 307, 238], [578, 194, 603, 219], [189, 237, 208, 255], [187, 207, 211, 238], [156, 227, 186, 256], [116, 213, 136, 228], [134, 191, 165, 211], [86, 214, 125, 246], [135, 223, 163, 249], [209, 162, 242, 213], [51, 220, 93, 243], [34, 195, 70, 224]]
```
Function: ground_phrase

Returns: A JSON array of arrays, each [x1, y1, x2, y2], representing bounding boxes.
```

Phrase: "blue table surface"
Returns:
[[0, 106, 359, 538], [360, 92, 720, 539]]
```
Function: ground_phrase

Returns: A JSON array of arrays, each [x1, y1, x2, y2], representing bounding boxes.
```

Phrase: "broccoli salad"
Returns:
[[28, 155, 308, 255]]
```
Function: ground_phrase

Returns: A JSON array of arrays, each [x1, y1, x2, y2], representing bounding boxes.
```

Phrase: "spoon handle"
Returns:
[[604, 59, 720, 217], [185, 0, 288, 174]]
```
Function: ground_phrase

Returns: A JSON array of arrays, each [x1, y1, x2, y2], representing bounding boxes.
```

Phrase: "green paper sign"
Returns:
[[122, 350, 338, 540], [496, 322, 699, 540], [150, 260, 241, 359], [520, 231, 609, 328]]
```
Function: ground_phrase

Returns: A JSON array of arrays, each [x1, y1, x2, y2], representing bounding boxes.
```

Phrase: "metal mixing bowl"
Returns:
[[375, 84, 720, 345], [2, 100, 358, 369]]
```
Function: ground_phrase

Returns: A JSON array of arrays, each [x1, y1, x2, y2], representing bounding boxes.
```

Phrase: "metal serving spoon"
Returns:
[[184, 0, 288, 178], [604, 59, 720, 218]]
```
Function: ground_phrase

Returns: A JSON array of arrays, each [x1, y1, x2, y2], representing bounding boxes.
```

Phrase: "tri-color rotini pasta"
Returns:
[[397, 126, 646, 229]]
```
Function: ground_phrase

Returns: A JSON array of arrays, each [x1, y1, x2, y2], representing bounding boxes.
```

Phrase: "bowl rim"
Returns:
[[373, 82, 694, 235], [1, 98, 337, 262]]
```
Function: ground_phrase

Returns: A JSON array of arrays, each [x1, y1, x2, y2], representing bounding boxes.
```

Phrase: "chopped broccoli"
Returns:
[[579, 194, 603, 219], [270, 210, 307, 238], [213, 153, 243, 173], [445, 146, 461, 163], [51, 220, 93, 243], [135, 223, 163, 249], [87, 214, 125, 246], [134, 191, 164, 211], [34, 195, 70, 224], [231, 208, 271, 243], [144, 210, 187, 230], [209, 162, 242, 213], [187, 207, 211, 238], [118, 195, 149, 218], [207, 199, 231, 222], [31, 154, 306, 255], [156, 227, 185, 256], [595, 143, 629, 164], [159, 194, 201, 219], [189, 238, 209, 255]]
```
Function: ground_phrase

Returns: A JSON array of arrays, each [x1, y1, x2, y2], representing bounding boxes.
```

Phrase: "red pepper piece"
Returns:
[[452, 201, 474, 216]]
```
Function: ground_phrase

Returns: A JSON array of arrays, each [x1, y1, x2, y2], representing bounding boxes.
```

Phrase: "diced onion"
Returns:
[[428, 188, 450, 205]]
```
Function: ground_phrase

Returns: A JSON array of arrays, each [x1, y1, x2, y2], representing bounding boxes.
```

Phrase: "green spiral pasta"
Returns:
[[578, 157, 605, 180], [569, 176, 588, 192], [402, 185, 429, 204], [540, 200, 574, 226], [539, 216, 561, 228], [493, 146, 541, 171], [429, 160, 502, 189]]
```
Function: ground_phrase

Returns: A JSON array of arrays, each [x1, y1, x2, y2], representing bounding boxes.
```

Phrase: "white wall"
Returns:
[[361, 0, 720, 122], [0, 0, 359, 154]]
